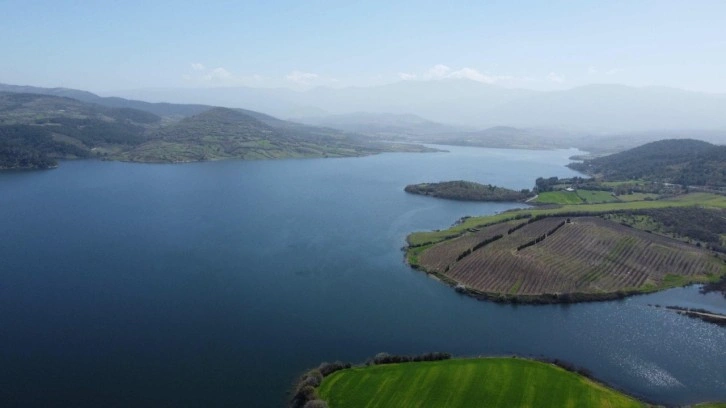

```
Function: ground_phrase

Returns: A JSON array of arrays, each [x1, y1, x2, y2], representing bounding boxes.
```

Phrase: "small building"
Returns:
[[565, 187, 575, 192]]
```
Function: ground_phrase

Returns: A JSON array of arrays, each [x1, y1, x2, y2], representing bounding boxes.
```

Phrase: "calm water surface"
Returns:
[[1, 146, 724, 407]]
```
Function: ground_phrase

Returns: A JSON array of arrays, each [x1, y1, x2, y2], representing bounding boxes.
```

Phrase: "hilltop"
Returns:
[[568, 139, 726, 187]]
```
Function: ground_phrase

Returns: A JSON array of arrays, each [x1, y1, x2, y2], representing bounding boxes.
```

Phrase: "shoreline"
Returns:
[[296, 354, 720, 407]]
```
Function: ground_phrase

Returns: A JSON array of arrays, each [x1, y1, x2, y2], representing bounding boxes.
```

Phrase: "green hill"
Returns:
[[0, 93, 432, 169], [117, 107, 403, 162], [0, 82, 211, 117], [568, 139, 726, 187], [0, 92, 161, 169]]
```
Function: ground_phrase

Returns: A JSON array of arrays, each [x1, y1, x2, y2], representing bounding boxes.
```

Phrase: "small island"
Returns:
[[404, 180, 532, 202]]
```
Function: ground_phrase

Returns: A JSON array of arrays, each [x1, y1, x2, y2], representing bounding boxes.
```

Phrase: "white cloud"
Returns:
[[588, 66, 598, 75], [427, 64, 452, 79], [203, 67, 233, 82], [606, 68, 624, 75], [285, 71, 319, 86], [449, 68, 513, 84], [183, 63, 264, 86], [547, 72, 565, 83], [398, 64, 515, 85]]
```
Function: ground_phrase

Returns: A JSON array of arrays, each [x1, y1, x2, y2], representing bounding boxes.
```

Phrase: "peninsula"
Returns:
[[405, 140, 726, 303]]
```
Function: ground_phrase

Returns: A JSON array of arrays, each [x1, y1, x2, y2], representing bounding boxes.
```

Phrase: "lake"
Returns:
[[1, 146, 724, 407]]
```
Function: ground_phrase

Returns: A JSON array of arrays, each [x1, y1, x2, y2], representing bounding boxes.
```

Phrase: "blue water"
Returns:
[[1, 146, 724, 407]]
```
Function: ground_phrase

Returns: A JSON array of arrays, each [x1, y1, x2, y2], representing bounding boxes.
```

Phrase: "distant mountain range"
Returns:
[[1, 81, 725, 163], [0, 83, 209, 117], [295, 112, 465, 139], [0, 91, 431, 169], [106, 80, 726, 132]]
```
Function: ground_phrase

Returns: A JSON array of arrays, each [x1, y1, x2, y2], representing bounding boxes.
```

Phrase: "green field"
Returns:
[[407, 193, 726, 246], [576, 190, 620, 203], [318, 358, 644, 408], [616, 193, 659, 202], [534, 191, 583, 204], [533, 190, 618, 205]]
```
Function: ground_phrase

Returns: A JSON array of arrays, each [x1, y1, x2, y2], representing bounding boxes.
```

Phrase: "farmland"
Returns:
[[407, 193, 726, 247], [533, 189, 620, 205], [577, 190, 620, 203], [407, 197, 726, 302], [533, 190, 583, 204], [317, 358, 644, 408]]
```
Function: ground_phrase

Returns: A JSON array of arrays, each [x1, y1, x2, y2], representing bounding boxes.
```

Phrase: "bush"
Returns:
[[303, 400, 329, 408], [318, 361, 347, 377], [290, 385, 318, 408]]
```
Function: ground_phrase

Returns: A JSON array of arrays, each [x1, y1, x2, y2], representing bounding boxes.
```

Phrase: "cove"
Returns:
[[0, 146, 724, 407]]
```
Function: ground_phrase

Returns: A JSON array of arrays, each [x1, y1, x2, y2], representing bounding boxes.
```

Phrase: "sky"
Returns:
[[1, 0, 725, 93]]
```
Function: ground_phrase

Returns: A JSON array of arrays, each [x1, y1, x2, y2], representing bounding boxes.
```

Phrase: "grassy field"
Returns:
[[318, 358, 644, 408], [576, 190, 620, 203], [534, 191, 583, 204], [532, 190, 618, 205], [407, 193, 726, 246], [616, 193, 659, 202]]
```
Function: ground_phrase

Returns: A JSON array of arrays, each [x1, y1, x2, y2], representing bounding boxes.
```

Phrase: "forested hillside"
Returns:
[[0, 92, 160, 169], [0, 92, 431, 169], [568, 139, 726, 186]]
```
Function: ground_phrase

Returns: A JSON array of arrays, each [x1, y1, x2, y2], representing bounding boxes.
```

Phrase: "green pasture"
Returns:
[[318, 358, 644, 408], [533, 191, 583, 204], [576, 190, 620, 203]]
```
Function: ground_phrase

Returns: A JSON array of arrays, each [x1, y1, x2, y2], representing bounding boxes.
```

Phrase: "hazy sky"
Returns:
[[1, 0, 725, 93]]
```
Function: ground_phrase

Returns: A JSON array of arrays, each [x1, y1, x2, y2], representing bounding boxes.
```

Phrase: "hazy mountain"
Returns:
[[6, 81, 726, 140], [107, 86, 308, 119], [0, 83, 211, 118], [484, 84, 726, 131], [434, 126, 574, 150], [111, 80, 535, 125], [438, 127, 726, 153], [111, 81, 726, 132], [295, 112, 464, 139]]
